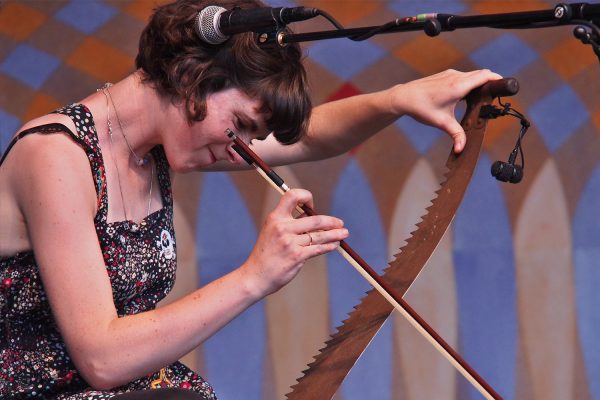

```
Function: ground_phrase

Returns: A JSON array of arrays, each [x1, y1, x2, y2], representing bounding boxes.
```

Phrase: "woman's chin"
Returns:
[[169, 160, 204, 173]]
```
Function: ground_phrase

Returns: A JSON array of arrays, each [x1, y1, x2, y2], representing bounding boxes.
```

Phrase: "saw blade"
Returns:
[[286, 80, 517, 399]]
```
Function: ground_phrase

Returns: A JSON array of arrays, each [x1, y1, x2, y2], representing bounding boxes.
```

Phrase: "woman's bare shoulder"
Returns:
[[0, 114, 97, 257], [6, 115, 98, 220]]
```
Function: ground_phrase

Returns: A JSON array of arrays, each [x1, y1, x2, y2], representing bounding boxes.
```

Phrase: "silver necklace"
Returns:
[[98, 83, 153, 222], [102, 83, 150, 167]]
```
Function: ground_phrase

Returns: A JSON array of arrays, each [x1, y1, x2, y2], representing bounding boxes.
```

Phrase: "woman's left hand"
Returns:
[[389, 69, 503, 153]]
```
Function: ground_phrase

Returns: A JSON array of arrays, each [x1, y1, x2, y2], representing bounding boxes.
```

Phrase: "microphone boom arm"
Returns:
[[272, 2, 600, 63]]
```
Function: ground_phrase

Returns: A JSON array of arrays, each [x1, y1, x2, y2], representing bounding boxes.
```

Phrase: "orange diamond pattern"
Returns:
[[393, 35, 464, 76], [303, 0, 384, 26], [66, 37, 134, 83], [544, 37, 599, 80], [0, 2, 47, 41]]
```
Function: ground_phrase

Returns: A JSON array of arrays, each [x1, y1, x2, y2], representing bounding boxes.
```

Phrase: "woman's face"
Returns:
[[166, 87, 271, 172]]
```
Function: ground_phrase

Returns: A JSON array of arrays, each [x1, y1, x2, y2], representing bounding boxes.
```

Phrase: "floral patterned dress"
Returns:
[[0, 104, 216, 399]]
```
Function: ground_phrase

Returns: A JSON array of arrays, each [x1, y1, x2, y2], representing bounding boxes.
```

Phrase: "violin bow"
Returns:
[[228, 78, 519, 400]]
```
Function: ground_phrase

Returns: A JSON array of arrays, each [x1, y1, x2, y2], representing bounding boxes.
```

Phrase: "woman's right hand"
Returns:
[[241, 188, 349, 298]]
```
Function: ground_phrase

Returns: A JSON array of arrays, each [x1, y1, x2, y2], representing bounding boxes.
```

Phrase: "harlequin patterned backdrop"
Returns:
[[1, 0, 599, 399]]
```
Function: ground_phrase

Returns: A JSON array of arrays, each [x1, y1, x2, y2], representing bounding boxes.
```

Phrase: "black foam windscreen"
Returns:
[[491, 161, 523, 184]]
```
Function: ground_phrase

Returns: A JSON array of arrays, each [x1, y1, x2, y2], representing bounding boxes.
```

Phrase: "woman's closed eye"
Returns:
[[234, 117, 247, 131], [233, 119, 252, 144]]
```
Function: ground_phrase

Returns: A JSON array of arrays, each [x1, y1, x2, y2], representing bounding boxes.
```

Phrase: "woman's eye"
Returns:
[[235, 118, 246, 130]]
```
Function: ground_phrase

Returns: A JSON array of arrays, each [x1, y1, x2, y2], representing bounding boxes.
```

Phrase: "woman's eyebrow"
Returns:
[[235, 111, 259, 132]]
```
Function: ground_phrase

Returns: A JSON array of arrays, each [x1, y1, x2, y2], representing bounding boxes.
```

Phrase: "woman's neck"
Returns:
[[89, 72, 165, 163]]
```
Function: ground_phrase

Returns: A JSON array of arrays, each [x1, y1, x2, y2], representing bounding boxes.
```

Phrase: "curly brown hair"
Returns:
[[135, 0, 311, 144]]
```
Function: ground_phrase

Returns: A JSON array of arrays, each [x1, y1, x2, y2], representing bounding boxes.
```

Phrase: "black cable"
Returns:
[[349, 20, 404, 41], [497, 97, 529, 170], [315, 9, 345, 30]]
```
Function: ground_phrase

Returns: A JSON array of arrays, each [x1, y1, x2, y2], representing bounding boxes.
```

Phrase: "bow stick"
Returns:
[[226, 82, 509, 400]]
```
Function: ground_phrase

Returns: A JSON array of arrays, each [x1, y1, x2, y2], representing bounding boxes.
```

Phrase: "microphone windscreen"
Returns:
[[491, 161, 523, 184], [196, 5, 228, 45]]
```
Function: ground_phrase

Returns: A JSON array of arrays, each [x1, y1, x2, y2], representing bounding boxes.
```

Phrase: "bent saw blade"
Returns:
[[286, 81, 511, 399]]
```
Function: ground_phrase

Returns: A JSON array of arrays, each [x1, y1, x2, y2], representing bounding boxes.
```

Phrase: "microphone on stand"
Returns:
[[195, 5, 318, 45]]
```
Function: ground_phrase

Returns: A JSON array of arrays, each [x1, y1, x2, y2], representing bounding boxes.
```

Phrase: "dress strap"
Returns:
[[0, 123, 75, 165], [51, 104, 108, 220]]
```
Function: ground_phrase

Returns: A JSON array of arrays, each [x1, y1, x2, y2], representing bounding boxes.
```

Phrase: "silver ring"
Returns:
[[306, 232, 313, 246]]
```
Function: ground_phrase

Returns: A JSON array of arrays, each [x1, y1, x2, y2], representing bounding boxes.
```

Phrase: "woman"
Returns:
[[0, 0, 501, 398]]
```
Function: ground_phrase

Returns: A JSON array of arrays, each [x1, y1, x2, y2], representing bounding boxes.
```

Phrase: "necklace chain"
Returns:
[[98, 83, 153, 222], [102, 83, 149, 167]]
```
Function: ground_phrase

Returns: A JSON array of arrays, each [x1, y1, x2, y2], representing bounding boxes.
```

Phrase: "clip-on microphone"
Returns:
[[480, 99, 530, 184]]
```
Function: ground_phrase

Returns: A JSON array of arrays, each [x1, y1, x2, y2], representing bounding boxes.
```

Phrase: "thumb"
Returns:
[[445, 119, 466, 153], [273, 189, 314, 217]]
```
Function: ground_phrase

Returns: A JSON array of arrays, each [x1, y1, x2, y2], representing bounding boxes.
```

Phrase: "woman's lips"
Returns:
[[208, 149, 217, 164]]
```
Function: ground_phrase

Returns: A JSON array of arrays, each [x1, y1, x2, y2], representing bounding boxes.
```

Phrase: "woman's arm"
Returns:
[[220, 69, 502, 168], [16, 133, 347, 390]]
